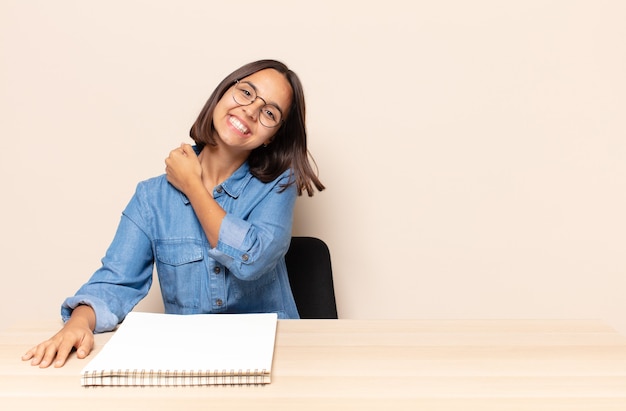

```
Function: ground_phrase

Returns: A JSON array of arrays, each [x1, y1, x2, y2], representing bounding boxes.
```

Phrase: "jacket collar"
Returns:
[[179, 147, 253, 204], [217, 161, 252, 199]]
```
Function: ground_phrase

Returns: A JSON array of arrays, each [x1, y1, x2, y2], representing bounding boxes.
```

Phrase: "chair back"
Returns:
[[285, 236, 338, 319]]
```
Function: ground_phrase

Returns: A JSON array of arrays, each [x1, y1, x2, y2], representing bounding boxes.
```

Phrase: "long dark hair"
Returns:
[[189, 60, 324, 196]]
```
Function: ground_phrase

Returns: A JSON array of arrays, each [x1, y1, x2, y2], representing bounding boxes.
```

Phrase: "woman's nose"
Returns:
[[242, 99, 264, 120]]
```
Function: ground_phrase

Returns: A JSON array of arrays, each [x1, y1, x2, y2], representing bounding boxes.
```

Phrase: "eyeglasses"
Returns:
[[232, 80, 283, 128]]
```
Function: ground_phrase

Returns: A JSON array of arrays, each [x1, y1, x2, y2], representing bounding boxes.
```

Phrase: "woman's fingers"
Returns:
[[21, 329, 94, 368]]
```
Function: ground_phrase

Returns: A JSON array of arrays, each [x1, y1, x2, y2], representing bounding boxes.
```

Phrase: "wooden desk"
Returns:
[[2, 319, 626, 410]]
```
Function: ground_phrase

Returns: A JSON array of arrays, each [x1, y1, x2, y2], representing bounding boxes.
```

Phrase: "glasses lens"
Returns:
[[233, 83, 255, 106], [259, 105, 281, 128]]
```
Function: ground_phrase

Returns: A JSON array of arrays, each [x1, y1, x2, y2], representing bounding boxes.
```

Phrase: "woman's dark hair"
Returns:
[[190, 59, 324, 196]]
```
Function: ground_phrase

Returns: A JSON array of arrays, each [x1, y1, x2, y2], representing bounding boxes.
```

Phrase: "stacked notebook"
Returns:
[[80, 311, 278, 387]]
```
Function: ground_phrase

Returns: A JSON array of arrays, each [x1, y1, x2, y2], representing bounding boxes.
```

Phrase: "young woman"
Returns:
[[23, 59, 324, 368]]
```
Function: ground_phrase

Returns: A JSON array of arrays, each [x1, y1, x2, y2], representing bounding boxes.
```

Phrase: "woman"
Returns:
[[23, 59, 324, 368]]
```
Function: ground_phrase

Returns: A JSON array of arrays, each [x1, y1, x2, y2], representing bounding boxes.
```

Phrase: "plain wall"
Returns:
[[1, 0, 625, 333]]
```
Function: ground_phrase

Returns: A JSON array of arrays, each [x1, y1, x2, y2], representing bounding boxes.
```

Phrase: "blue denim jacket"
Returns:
[[62, 161, 299, 332]]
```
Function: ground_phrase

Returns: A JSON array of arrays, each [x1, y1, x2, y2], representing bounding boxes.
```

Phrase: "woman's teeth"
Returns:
[[229, 117, 249, 134]]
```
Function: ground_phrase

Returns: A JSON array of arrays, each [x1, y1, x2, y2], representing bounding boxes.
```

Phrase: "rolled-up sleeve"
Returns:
[[208, 175, 297, 281], [61, 295, 120, 333]]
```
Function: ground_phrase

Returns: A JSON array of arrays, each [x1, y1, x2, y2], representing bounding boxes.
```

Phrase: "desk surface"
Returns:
[[1, 318, 626, 410]]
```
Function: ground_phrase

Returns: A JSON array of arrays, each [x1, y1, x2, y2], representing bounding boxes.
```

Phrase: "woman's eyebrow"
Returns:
[[241, 80, 259, 93]]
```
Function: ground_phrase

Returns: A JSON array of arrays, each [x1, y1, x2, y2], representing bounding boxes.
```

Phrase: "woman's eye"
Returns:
[[263, 108, 276, 120], [236, 84, 255, 100]]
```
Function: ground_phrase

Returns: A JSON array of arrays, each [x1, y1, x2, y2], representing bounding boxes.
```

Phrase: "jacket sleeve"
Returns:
[[61, 191, 154, 333], [208, 173, 297, 281]]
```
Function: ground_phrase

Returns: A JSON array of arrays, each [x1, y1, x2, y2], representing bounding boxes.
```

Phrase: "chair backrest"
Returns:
[[285, 236, 338, 319]]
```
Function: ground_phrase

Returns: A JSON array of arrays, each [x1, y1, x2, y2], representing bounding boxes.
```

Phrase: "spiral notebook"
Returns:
[[80, 311, 278, 386]]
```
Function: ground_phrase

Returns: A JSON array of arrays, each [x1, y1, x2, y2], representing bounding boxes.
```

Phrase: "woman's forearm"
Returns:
[[67, 304, 96, 332], [184, 181, 226, 248]]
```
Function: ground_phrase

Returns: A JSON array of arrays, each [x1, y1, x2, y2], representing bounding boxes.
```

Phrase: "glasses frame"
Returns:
[[231, 80, 284, 128]]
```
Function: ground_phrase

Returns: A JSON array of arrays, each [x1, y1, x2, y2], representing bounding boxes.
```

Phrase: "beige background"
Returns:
[[1, 1, 625, 333]]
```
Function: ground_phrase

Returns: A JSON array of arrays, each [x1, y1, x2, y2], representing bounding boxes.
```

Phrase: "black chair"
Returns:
[[285, 236, 338, 319]]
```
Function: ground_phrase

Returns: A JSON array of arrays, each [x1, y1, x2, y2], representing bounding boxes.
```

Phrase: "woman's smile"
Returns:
[[228, 115, 250, 135]]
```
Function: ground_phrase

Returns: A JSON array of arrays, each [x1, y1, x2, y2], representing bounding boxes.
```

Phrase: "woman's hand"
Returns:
[[165, 143, 203, 195], [22, 305, 95, 368], [166, 143, 226, 248]]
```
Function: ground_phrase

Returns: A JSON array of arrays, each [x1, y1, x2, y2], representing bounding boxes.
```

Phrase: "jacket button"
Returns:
[[215, 186, 223, 194], [215, 299, 223, 306], [213, 267, 221, 274], [242, 254, 249, 262]]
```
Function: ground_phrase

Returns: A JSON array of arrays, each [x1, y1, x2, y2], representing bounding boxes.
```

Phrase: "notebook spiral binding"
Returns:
[[81, 368, 270, 387]]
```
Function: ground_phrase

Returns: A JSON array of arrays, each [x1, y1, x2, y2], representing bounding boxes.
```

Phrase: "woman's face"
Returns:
[[213, 68, 293, 153]]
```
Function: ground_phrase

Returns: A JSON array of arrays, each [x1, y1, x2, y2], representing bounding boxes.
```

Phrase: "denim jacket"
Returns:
[[62, 161, 299, 332]]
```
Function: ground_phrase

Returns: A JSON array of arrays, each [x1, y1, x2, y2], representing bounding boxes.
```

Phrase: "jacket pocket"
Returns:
[[155, 239, 205, 308]]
